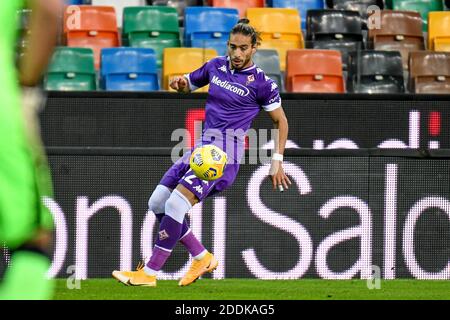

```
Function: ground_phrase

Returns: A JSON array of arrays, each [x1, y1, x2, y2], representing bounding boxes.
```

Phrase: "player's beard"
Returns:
[[231, 55, 251, 70]]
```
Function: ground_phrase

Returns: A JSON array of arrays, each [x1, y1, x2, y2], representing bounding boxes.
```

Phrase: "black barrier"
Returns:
[[44, 148, 450, 279], [41, 92, 450, 149]]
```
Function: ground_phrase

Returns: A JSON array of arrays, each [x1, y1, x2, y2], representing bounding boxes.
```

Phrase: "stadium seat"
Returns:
[[368, 10, 425, 69], [253, 49, 285, 92], [409, 51, 450, 93], [247, 8, 304, 71], [150, 0, 204, 26], [211, 0, 265, 18], [271, 0, 325, 30], [306, 9, 364, 69], [327, 0, 385, 29], [100, 48, 159, 91], [428, 11, 450, 52], [162, 48, 218, 92], [63, 5, 120, 69], [285, 49, 345, 92], [392, 0, 443, 32], [91, 0, 147, 28], [184, 7, 239, 56], [44, 47, 97, 91], [347, 50, 405, 93], [122, 6, 181, 68]]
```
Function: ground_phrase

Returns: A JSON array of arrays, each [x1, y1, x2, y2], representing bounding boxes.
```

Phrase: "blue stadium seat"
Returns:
[[66, 0, 91, 4], [100, 48, 159, 91], [271, 0, 325, 30], [184, 7, 239, 55]]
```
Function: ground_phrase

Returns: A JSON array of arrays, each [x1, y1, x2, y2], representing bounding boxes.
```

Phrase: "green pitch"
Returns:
[[54, 279, 450, 300]]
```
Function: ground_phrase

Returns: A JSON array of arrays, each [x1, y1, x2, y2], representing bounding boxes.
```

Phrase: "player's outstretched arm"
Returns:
[[169, 76, 191, 94], [268, 106, 292, 191]]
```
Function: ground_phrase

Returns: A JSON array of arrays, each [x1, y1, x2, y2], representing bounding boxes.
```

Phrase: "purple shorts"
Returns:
[[159, 150, 240, 201]]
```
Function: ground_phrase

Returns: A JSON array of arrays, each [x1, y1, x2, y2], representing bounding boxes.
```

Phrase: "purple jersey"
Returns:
[[185, 56, 281, 162], [160, 55, 281, 201]]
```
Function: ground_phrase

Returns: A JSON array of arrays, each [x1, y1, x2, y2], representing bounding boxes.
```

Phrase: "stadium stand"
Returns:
[[28, 1, 450, 94], [285, 49, 345, 92], [271, 0, 325, 30], [91, 0, 146, 28], [347, 50, 405, 93], [162, 47, 217, 92], [247, 8, 304, 71], [368, 10, 425, 69], [100, 47, 159, 91], [253, 49, 285, 92], [392, 0, 443, 32], [44, 47, 97, 91], [63, 5, 120, 69], [148, 0, 204, 26], [428, 11, 450, 51], [184, 7, 239, 56], [306, 9, 364, 69], [326, 0, 384, 29], [211, 0, 265, 19], [409, 51, 450, 93], [122, 6, 181, 68]]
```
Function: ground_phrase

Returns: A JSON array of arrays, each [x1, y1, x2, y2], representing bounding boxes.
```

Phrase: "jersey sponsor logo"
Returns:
[[211, 75, 250, 97]]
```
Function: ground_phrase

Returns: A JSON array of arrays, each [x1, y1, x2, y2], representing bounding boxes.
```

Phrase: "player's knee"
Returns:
[[165, 189, 192, 224], [148, 185, 171, 214]]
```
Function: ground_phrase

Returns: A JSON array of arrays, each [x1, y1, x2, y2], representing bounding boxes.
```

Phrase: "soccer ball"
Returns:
[[189, 144, 227, 181]]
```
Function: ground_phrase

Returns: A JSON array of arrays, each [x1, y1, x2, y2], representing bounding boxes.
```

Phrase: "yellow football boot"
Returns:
[[178, 252, 218, 287]]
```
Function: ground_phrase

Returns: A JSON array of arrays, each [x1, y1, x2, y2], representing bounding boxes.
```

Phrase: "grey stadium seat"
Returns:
[[253, 49, 285, 92]]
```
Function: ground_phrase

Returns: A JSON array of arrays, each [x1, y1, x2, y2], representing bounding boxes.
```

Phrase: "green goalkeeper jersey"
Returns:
[[0, 1, 23, 107], [0, 0, 54, 249]]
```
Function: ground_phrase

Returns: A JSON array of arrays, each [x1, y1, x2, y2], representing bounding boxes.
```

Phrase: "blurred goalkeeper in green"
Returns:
[[0, 0, 62, 299]]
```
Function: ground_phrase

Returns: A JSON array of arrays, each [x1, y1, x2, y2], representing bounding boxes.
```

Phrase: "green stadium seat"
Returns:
[[122, 6, 181, 68], [44, 47, 97, 91], [392, 0, 444, 32]]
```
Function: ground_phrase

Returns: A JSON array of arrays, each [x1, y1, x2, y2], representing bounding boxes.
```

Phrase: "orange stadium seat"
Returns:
[[163, 48, 218, 92], [285, 49, 345, 93], [211, 0, 265, 18], [409, 51, 450, 93], [64, 5, 120, 69], [368, 10, 425, 69], [247, 8, 304, 71], [428, 11, 450, 52]]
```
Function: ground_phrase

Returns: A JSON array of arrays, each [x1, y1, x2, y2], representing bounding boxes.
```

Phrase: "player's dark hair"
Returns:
[[230, 18, 261, 47]]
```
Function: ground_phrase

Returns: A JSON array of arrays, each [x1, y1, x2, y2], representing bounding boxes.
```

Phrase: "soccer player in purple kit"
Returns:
[[112, 19, 291, 287]]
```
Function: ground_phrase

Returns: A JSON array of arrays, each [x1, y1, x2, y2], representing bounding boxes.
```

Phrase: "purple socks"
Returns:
[[155, 213, 206, 257], [146, 215, 182, 271], [147, 213, 207, 271]]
